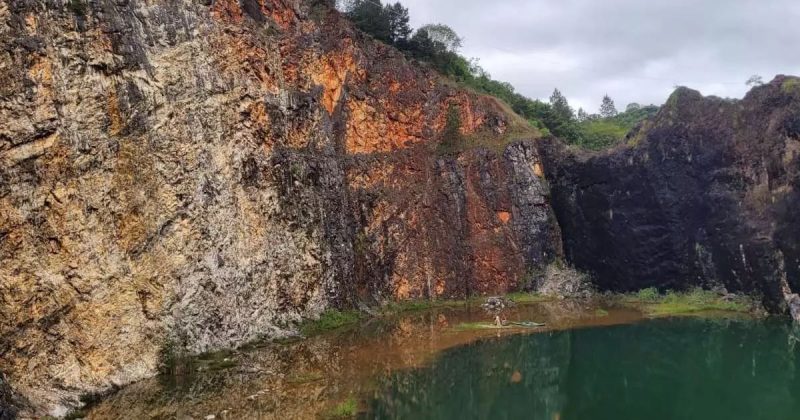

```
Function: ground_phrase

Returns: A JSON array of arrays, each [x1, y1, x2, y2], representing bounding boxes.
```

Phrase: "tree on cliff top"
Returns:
[[416, 23, 462, 52], [345, 0, 390, 42], [339, 1, 592, 146], [599, 94, 618, 118], [343, 0, 411, 46], [746, 75, 764, 87], [387, 2, 412, 45], [550, 89, 574, 121], [542, 89, 581, 141]]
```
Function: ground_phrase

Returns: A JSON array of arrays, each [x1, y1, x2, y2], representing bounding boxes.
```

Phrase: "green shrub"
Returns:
[[326, 397, 358, 418], [782, 78, 800, 94], [635, 287, 660, 302]]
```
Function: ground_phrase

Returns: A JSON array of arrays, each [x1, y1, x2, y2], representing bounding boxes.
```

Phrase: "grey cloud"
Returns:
[[399, 0, 800, 111]]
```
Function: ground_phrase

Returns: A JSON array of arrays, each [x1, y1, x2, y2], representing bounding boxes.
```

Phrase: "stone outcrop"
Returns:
[[540, 76, 800, 312], [0, 0, 558, 415]]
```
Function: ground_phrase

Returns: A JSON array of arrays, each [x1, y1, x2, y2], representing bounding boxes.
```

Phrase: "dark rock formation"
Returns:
[[541, 76, 800, 311]]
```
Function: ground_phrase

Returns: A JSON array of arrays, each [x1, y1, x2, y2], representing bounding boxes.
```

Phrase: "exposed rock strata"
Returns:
[[0, 0, 558, 415], [540, 77, 800, 312]]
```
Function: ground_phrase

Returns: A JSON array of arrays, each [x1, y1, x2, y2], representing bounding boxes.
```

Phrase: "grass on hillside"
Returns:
[[616, 287, 754, 316], [434, 81, 544, 156], [577, 119, 630, 150], [436, 120, 542, 156], [783, 78, 800, 94], [286, 372, 325, 384]]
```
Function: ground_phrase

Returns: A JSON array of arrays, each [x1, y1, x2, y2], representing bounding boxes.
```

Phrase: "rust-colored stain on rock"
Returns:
[[497, 211, 512, 223], [511, 370, 523, 383]]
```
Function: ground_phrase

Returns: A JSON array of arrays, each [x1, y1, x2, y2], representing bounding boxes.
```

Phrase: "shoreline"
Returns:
[[78, 295, 764, 419]]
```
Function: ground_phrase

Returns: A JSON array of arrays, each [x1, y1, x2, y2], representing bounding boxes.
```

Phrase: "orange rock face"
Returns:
[[0, 0, 561, 415]]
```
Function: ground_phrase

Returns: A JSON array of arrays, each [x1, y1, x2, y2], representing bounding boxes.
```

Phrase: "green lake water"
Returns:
[[367, 317, 800, 420]]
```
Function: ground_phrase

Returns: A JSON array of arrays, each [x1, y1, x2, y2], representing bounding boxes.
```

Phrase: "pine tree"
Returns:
[[599, 94, 618, 118], [545, 89, 580, 142], [549, 89, 574, 121], [346, 0, 391, 43], [386, 2, 411, 45]]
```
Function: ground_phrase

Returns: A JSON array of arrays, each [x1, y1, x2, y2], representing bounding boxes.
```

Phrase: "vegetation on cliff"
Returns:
[[576, 103, 660, 149], [337, 0, 658, 149]]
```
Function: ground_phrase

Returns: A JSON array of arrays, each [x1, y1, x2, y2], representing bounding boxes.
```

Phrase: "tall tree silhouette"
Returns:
[[599, 94, 618, 118]]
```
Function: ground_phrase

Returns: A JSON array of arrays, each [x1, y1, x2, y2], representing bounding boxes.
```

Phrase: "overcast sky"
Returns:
[[398, 0, 800, 112]]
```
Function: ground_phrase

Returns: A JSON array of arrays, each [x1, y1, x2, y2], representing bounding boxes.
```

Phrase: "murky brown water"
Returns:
[[85, 301, 648, 419]]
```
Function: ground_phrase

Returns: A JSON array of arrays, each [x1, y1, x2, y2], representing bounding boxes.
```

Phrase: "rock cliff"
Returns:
[[4, 0, 798, 416], [0, 0, 558, 415], [540, 76, 800, 312]]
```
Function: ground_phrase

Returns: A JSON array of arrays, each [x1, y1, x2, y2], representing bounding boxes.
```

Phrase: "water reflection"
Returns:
[[369, 329, 572, 419], [86, 301, 638, 419], [369, 318, 800, 420]]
